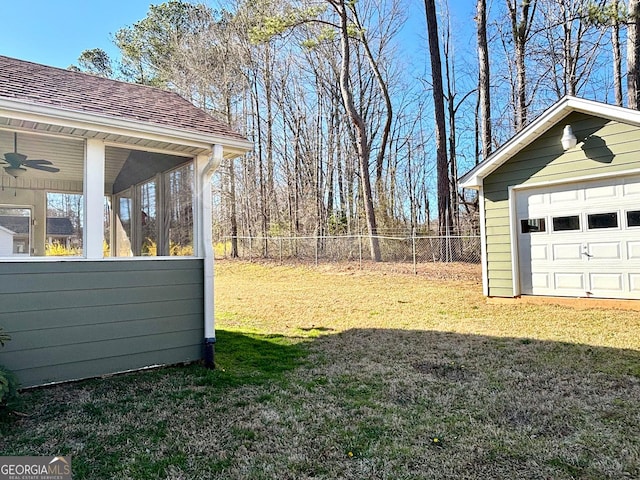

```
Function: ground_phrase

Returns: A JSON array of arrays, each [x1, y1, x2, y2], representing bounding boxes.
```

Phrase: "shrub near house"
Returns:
[[0, 329, 18, 410]]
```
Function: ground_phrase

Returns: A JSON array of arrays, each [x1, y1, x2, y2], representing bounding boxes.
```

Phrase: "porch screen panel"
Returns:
[[168, 163, 194, 256]]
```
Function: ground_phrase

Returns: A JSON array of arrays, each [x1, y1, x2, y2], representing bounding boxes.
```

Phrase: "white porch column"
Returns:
[[84, 139, 105, 259], [196, 145, 224, 367]]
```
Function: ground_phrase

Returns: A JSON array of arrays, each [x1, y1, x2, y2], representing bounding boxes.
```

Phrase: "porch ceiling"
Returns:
[[0, 129, 189, 188], [0, 116, 209, 157]]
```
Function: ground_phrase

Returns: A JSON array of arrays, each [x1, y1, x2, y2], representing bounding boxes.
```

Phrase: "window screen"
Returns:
[[552, 215, 580, 231], [587, 212, 618, 229]]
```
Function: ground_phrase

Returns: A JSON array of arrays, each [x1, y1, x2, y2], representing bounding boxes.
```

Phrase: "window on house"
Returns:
[[552, 215, 580, 231], [521, 218, 546, 233], [587, 212, 618, 229]]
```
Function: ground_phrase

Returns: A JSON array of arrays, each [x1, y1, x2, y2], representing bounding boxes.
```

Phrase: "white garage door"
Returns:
[[516, 175, 640, 299]]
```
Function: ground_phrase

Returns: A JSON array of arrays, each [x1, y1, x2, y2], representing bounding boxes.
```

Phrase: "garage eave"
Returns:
[[459, 95, 640, 188]]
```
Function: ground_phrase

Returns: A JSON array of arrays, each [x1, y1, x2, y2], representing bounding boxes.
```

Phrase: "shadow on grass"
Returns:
[[2, 328, 640, 479], [195, 329, 308, 389]]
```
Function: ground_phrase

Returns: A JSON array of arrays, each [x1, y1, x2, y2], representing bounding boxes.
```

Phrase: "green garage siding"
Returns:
[[483, 112, 640, 297], [0, 259, 204, 387]]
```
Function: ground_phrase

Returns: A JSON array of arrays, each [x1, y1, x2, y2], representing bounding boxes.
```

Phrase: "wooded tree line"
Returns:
[[72, 0, 640, 260]]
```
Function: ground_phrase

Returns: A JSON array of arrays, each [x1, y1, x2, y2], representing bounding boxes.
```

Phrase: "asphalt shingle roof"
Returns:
[[0, 55, 246, 141], [0, 216, 74, 236]]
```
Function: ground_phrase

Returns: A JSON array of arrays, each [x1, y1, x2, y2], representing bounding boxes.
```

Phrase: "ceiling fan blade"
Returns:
[[4, 152, 27, 167], [26, 163, 60, 173], [23, 159, 54, 167]]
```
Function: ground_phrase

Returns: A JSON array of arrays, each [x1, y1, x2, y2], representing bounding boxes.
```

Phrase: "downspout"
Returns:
[[201, 145, 224, 368]]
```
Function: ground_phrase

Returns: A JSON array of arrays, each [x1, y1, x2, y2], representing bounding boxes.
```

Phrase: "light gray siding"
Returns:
[[0, 259, 204, 387], [483, 112, 640, 297]]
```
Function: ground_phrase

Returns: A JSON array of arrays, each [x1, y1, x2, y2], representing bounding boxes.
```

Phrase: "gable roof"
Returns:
[[459, 96, 640, 189], [0, 55, 249, 145], [46, 218, 74, 236], [0, 216, 74, 236]]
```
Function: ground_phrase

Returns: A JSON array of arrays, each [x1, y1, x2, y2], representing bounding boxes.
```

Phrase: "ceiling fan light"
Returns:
[[4, 166, 26, 178]]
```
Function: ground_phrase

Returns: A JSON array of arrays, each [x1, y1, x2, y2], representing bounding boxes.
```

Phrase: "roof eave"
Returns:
[[0, 97, 253, 157], [458, 96, 640, 188]]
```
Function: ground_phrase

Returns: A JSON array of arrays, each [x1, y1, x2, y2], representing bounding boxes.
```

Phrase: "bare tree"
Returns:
[[477, 0, 492, 160], [424, 0, 452, 238], [505, 0, 537, 131], [629, 0, 640, 108]]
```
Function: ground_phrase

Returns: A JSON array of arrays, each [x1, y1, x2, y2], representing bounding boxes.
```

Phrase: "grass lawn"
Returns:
[[2, 260, 640, 479]]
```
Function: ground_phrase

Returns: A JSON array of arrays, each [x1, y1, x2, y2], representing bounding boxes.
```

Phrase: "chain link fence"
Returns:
[[216, 234, 481, 267]]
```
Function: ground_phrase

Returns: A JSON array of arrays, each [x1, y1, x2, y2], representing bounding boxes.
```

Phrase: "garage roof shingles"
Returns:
[[0, 55, 246, 141]]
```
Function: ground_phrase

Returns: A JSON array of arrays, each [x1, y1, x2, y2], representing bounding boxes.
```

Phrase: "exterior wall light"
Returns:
[[561, 124, 577, 150]]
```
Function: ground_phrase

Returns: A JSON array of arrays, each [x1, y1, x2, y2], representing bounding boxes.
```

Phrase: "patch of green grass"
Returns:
[[2, 261, 640, 479]]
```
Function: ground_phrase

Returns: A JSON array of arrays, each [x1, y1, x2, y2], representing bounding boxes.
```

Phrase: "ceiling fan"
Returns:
[[1, 132, 60, 178]]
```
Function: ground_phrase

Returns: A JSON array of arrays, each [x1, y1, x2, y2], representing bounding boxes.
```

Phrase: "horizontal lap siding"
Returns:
[[0, 259, 204, 387], [483, 112, 640, 297]]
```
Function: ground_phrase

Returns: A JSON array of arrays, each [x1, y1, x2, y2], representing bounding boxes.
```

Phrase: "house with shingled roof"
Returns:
[[0, 55, 252, 387]]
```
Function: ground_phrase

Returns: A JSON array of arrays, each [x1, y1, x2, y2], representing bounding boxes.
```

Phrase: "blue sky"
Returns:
[[1, 0, 155, 69], [1, 0, 476, 71]]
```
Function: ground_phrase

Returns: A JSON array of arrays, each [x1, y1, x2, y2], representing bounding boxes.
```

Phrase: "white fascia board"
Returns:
[[0, 97, 253, 154], [459, 96, 640, 189]]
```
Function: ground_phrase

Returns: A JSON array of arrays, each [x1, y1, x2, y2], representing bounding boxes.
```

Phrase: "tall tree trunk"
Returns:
[[477, 0, 492, 160], [628, 0, 640, 109], [330, 0, 381, 261], [506, 0, 536, 131], [612, 0, 623, 106], [224, 95, 239, 257], [424, 0, 452, 240]]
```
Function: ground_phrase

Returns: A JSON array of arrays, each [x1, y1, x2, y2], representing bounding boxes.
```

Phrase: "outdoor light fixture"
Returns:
[[4, 166, 26, 178], [561, 124, 577, 150]]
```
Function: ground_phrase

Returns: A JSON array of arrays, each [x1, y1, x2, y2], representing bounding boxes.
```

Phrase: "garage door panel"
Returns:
[[555, 273, 584, 290], [550, 190, 580, 203], [629, 274, 640, 292], [530, 244, 548, 260], [585, 184, 617, 199], [552, 243, 582, 260], [587, 242, 622, 260], [623, 182, 640, 195], [589, 273, 624, 291], [627, 241, 640, 259], [531, 273, 549, 289]]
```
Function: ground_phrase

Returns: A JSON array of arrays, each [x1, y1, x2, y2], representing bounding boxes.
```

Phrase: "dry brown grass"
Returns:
[[2, 260, 639, 479]]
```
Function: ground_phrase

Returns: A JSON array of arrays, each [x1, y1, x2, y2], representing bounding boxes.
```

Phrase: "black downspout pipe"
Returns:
[[204, 337, 215, 369]]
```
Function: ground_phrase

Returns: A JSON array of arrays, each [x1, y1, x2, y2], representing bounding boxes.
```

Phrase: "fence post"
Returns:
[[358, 234, 362, 269], [412, 228, 417, 275], [315, 237, 319, 266], [279, 237, 282, 264], [249, 235, 252, 262]]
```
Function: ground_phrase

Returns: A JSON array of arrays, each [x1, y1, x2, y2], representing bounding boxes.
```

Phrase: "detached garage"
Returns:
[[460, 96, 640, 301]]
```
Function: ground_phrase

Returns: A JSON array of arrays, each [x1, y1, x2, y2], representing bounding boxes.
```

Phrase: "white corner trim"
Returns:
[[508, 186, 520, 297], [478, 186, 489, 297]]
